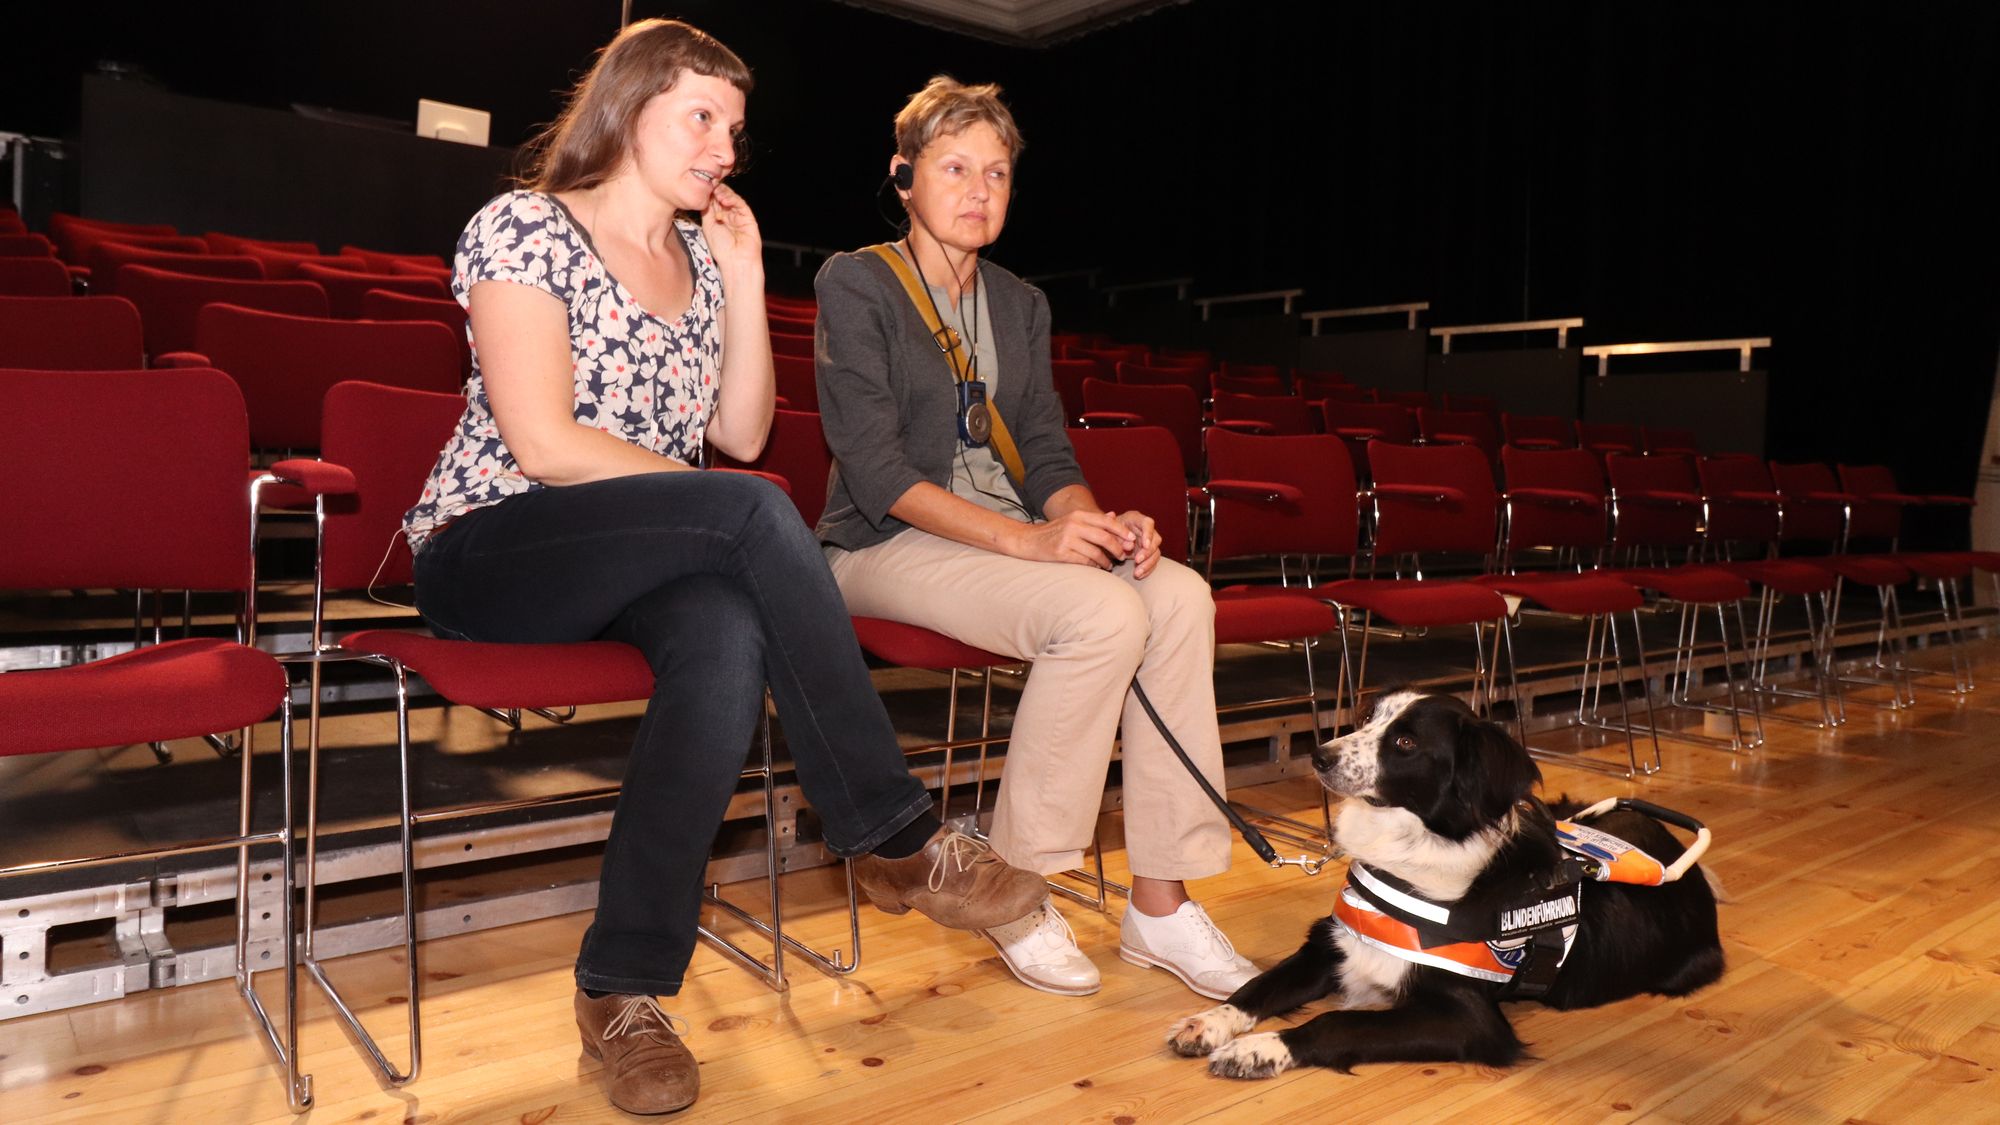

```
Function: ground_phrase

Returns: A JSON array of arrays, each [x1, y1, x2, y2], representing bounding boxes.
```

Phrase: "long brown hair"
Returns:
[[517, 19, 753, 194]]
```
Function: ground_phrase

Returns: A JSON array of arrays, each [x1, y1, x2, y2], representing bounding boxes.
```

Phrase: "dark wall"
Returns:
[[8, 0, 1998, 503]]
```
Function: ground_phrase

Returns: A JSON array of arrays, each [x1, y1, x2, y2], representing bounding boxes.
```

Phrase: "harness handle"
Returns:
[[1574, 796, 1712, 883]]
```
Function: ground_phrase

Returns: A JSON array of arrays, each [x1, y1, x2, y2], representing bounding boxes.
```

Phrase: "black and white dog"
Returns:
[[1170, 689, 1724, 1078]]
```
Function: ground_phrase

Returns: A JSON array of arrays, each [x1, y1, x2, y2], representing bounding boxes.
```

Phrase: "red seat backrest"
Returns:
[[1212, 372, 1286, 397], [770, 331, 814, 358], [0, 367, 251, 591], [1368, 441, 1498, 557], [1321, 399, 1415, 480], [1644, 426, 1699, 455], [1502, 413, 1575, 449], [89, 244, 261, 295], [1070, 425, 1191, 560], [1204, 428, 1359, 564], [1417, 407, 1500, 463], [204, 231, 320, 256], [65, 231, 207, 268], [319, 381, 466, 590], [1606, 453, 1703, 549], [390, 258, 454, 281], [339, 245, 448, 272], [358, 287, 472, 378], [1219, 360, 1281, 381], [0, 257, 71, 298], [1837, 463, 1905, 543], [1048, 358, 1098, 424], [1499, 446, 1608, 551], [297, 262, 449, 318], [1768, 461, 1849, 545], [240, 246, 369, 280], [0, 234, 57, 258], [195, 303, 462, 448], [1213, 389, 1316, 435], [119, 266, 329, 358], [1576, 420, 1641, 456], [771, 353, 817, 411], [0, 295, 144, 369], [711, 408, 832, 529], [1117, 360, 1206, 396], [1081, 378, 1203, 475], [1385, 390, 1432, 409], [48, 213, 178, 262], [1696, 455, 1780, 545]]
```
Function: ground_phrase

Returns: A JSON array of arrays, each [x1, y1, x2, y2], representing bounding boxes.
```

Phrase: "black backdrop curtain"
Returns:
[[10, 0, 1997, 508]]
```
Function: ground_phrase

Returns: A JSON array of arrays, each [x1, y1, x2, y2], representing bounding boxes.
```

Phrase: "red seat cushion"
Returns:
[[1319, 578, 1509, 626], [851, 616, 1007, 670], [1608, 566, 1752, 604], [1944, 550, 2000, 574], [1798, 556, 1910, 588], [1471, 572, 1644, 615], [1898, 553, 1973, 581], [340, 630, 654, 711], [1213, 587, 1340, 644], [0, 638, 286, 757], [1710, 560, 1840, 596]]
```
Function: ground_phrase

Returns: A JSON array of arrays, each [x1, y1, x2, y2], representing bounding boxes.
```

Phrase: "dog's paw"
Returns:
[[1208, 1031, 1296, 1080], [1167, 1004, 1256, 1057]]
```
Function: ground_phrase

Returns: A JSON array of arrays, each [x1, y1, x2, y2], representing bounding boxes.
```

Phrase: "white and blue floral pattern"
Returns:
[[402, 190, 725, 549]]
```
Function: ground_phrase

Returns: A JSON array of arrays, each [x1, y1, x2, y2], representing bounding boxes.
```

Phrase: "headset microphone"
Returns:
[[892, 160, 914, 191]]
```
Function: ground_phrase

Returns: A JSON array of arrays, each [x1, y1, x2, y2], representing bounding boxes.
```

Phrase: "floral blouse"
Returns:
[[401, 190, 725, 548]]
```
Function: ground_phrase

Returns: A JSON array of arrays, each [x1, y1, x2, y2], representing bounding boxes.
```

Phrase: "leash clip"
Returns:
[[1270, 852, 1333, 876]]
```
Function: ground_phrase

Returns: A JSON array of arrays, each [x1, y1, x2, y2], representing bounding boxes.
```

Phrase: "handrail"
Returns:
[[1582, 337, 1773, 376], [1430, 317, 1584, 354], [1193, 288, 1305, 321], [761, 240, 841, 269], [1301, 301, 1430, 334], [1102, 276, 1193, 306], [0, 131, 61, 213], [1022, 267, 1101, 286]]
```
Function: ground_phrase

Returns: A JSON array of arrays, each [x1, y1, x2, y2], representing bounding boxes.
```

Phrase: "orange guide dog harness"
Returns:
[[1331, 798, 1712, 998]]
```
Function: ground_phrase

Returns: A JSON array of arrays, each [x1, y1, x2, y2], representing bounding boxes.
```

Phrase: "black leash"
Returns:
[[1129, 679, 1330, 875]]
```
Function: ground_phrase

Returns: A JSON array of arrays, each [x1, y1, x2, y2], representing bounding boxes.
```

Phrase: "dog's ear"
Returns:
[[1451, 713, 1541, 826]]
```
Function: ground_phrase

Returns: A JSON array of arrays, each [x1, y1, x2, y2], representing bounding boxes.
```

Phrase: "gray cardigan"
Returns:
[[813, 248, 1086, 550]]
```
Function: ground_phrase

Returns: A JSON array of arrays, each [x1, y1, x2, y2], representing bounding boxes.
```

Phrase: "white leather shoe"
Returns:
[[1118, 901, 1257, 1001], [976, 899, 1101, 996]]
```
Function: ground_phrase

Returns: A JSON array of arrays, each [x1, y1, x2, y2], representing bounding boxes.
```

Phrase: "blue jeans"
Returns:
[[412, 471, 933, 996]]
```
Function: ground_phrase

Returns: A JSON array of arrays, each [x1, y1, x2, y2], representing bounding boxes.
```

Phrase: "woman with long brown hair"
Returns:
[[402, 21, 1042, 1115]]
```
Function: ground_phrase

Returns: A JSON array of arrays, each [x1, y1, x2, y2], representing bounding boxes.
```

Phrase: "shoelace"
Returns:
[[1027, 902, 1082, 953], [603, 994, 691, 1041], [925, 829, 991, 893], [1180, 903, 1241, 961]]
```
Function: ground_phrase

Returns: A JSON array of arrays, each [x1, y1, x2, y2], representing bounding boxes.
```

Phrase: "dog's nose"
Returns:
[[1309, 743, 1335, 771]]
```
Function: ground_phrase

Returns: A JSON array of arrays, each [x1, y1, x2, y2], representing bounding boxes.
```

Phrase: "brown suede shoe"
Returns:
[[575, 990, 698, 1115], [852, 827, 1046, 931]]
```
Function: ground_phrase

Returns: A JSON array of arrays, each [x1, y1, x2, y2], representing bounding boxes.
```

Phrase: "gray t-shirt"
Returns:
[[920, 262, 1028, 521]]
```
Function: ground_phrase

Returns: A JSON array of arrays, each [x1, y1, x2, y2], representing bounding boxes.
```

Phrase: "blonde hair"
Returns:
[[518, 19, 753, 193], [893, 76, 1025, 163]]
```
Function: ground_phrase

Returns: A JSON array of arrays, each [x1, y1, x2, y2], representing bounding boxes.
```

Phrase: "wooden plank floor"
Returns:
[[8, 646, 2000, 1123]]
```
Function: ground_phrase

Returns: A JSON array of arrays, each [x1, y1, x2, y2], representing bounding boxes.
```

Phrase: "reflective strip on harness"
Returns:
[[1556, 819, 1669, 885], [1333, 886, 1517, 982], [1332, 883, 1579, 986]]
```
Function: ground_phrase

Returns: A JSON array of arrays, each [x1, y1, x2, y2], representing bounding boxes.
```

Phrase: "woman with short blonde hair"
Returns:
[[814, 76, 1257, 1002]]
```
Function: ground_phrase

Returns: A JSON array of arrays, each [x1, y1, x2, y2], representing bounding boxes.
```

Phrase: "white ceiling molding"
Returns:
[[833, 0, 1190, 47]]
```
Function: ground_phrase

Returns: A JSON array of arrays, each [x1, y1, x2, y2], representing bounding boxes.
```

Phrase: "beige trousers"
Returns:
[[828, 530, 1231, 879]]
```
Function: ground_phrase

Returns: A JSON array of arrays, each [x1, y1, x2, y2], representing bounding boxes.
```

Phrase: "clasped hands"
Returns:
[[1010, 509, 1163, 577]]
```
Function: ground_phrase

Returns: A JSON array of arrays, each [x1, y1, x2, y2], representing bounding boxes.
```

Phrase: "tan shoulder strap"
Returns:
[[864, 243, 1027, 487]]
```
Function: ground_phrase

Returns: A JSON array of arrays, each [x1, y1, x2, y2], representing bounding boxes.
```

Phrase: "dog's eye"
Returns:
[[1392, 734, 1417, 752]]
